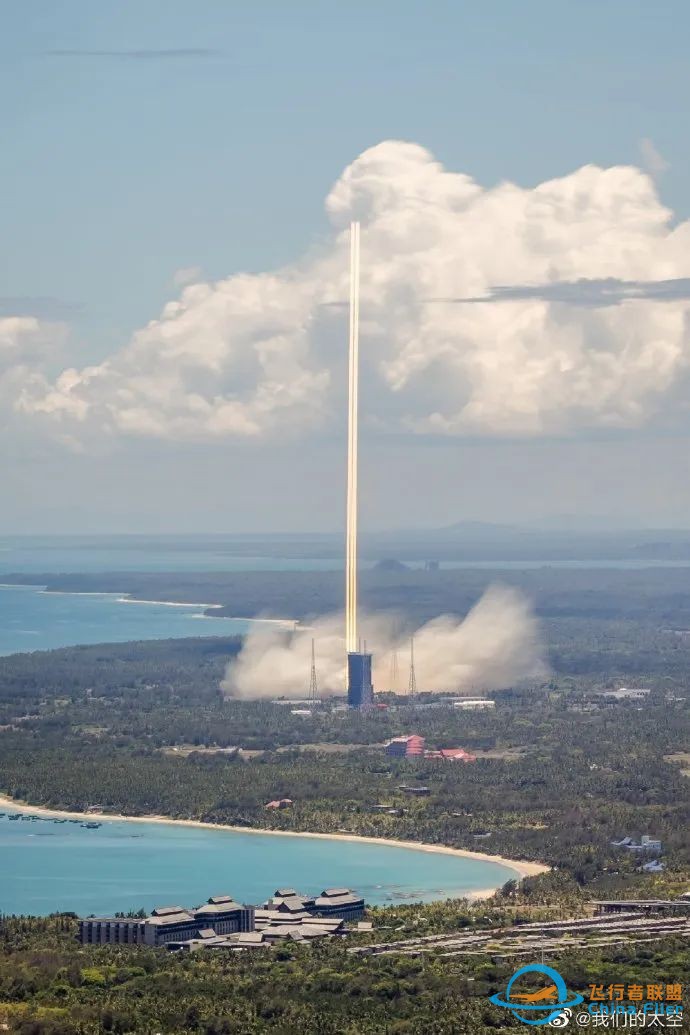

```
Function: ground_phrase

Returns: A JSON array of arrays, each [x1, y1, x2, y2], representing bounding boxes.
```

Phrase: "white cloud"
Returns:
[[0, 317, 68, 425], [14, 141, 690, 441], [0, 316, 43, 356]]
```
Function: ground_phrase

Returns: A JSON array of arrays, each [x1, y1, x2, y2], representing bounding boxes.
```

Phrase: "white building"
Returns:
[[452, 698, 495, 711]]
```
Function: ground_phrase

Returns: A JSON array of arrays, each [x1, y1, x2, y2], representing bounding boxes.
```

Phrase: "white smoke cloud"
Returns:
[[14, 140, 690, 441], [221, 584, 545, 700]]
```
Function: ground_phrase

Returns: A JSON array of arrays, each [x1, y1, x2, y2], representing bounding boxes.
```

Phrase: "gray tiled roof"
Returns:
[[314, 894, 362, 907], [147, 911, 195, 926], [195, 901, 242, 915]]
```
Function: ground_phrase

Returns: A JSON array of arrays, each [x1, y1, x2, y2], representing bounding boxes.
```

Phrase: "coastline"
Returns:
[[0, 792, 548, 884], [0, 582, 294, 627]]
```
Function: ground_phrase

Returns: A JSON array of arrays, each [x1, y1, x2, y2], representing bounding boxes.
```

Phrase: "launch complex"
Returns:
[[345, 221, 374, 710]]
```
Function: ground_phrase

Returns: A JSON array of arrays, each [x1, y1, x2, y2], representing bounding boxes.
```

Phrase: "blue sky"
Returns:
[[2, 2, 690, 532], [4, 0, 689, 347]]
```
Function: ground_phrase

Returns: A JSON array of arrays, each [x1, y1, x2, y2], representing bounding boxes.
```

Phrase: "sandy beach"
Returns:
[[0, 792, 548, 884]]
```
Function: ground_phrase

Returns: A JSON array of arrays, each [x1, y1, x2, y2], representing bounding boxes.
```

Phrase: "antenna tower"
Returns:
[[389, 646, 400, 693], [408, 637, 417, 705], [308, 638, 318, 705]]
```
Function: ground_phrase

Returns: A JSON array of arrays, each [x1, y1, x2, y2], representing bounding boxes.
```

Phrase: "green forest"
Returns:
[[1, 636, 688, 890], [2, 563, 690, 1032], [1, 915, 688, 1034]]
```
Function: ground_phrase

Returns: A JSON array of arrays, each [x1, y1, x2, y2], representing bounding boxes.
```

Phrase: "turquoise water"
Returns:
[[0, 807, 518, 915], [0, 585, 262, 657]]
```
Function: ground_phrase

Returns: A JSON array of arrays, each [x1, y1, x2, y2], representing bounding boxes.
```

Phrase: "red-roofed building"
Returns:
[[384, 735, 426, 758], [437, 748, 476, 762], [405, 735, 425, 757]]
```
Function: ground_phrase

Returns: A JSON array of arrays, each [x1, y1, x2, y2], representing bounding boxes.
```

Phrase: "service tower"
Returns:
[[345, 221, 373, 710]]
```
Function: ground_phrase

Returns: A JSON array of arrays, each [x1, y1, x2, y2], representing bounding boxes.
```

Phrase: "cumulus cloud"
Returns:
[[0, 316, 62, 403], [221, 585, 545, 700], [16, 141, 690, 440]]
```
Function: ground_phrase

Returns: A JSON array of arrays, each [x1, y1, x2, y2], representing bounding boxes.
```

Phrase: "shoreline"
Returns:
[[0, 793, 548, 884], [0, 582, 295, 628]]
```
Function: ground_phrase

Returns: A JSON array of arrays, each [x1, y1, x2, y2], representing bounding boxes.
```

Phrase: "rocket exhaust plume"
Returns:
[[220, 223, 547, 704], [221, 585, 547, 700], [346, 220, 360, 655]]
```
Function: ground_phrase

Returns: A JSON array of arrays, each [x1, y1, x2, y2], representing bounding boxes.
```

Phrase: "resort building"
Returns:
[[79, 917, 145, 947], [311, 887, 365, 921], [261, 886, 365, 921], [79, 895, 255, 948], [78, 886, 364, 948]]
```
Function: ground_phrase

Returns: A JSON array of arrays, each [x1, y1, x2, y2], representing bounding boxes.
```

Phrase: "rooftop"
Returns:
[[314, 893, 362, 907], [147, 911, 195, 926], [195, 901, 244, 916]]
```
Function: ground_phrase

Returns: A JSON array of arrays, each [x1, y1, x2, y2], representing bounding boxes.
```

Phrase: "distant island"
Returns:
[[372, 558, 409, 572]]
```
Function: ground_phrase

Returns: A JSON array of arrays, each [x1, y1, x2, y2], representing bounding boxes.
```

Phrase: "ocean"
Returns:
[[2, 534, 686, 657], [0, 806, 518, 915], [0, 584, 259, 657]]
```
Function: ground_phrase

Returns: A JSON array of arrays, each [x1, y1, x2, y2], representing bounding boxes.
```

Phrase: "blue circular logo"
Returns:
[[489, 963, 584, 1026]]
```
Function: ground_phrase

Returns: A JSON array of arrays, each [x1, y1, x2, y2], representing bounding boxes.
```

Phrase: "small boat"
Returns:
[[8, 814, 20, 821], [81, 821, 102, 829]]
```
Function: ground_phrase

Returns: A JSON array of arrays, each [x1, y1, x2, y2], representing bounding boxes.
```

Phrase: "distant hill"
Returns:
[[372, 558, 410, 572]]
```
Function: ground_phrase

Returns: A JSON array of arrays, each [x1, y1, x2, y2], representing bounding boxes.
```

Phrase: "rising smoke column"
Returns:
[[221, 584, 546, 700]]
